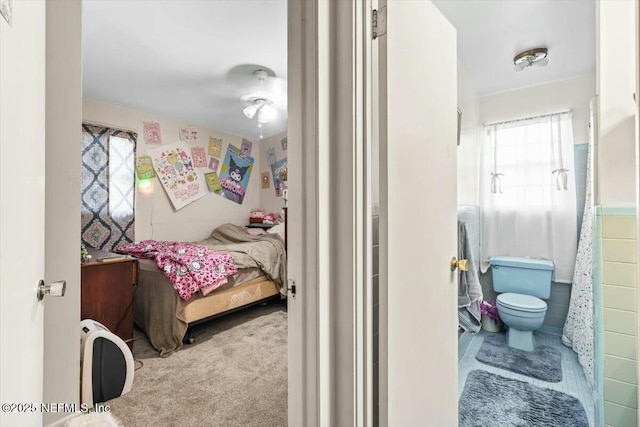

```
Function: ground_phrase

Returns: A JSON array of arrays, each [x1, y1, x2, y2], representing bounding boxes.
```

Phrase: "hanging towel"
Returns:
[[458, 221, 483, 333]]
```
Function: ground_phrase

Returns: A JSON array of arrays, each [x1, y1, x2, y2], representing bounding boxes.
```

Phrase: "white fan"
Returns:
[[238, 68, 286, 138], [513, 47, 548, 72]]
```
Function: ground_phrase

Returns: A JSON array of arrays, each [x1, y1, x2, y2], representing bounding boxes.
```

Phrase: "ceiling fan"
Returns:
[[239, 69, 285, 138], [513, 47, 548, 72]]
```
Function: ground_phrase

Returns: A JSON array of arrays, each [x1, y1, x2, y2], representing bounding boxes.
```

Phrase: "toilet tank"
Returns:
[[490, 256, 554, 299]]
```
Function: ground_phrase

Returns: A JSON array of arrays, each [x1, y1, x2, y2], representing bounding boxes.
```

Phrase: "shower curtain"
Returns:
[[561, 143, 594, 389]]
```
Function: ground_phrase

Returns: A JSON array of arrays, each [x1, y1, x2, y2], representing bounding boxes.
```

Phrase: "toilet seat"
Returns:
[[497, 292, 546, 313]]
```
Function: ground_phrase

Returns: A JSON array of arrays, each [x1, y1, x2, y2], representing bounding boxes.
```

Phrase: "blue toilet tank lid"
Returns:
[[489, 256, 554, 271]]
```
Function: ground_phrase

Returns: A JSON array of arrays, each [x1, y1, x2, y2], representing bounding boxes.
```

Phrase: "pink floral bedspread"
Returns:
[[116, 240, 238, 301]]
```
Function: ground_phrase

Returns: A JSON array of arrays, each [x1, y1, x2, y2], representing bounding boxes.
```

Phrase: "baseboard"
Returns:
[[458, 330, 475, 363], [46, 412, 79, 427]]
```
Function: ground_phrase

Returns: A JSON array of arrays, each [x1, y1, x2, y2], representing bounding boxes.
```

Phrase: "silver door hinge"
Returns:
[[372, 7, 387, 40], [288, 279, 297, 298]]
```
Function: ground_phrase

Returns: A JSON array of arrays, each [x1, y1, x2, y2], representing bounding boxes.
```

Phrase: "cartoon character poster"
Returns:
[[208, 157, 219, 172], [148, 141, 206, 210], [271, 157, 288, 197], [143, 122, 162, 145], [266, 147, 277, 166], [208, 137, 222, 157], [217, 145, 254, 204], [191, 146, 207, 167], [179, 126, 198, 142], [241, 138, 253, 157], [135, 155, 156, 179], [204, 172, 222, 193]]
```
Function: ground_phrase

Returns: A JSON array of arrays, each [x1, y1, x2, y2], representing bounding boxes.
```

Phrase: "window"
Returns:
[[480, 112, 577, 283], [81, 124, 137, 251]]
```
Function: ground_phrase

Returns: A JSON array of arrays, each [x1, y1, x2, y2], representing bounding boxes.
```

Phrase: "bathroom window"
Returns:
[[480, 112, 577, 284]]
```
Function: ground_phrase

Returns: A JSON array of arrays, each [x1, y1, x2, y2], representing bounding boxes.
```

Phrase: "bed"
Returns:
[[119, 223, 287, 357]]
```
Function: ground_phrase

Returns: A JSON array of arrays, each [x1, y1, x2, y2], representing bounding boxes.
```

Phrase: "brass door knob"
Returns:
[[450, 257, 469, 272]]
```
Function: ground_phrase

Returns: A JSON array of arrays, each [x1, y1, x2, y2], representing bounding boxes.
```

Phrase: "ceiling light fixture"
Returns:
[[240, 68, 283, 139], [513, 47, 548, 72], [242, 98, 276, 139]]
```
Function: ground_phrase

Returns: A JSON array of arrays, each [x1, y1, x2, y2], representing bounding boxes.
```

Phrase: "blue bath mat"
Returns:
[[459, 370, 588, 427], [475, 333, 562, 382]]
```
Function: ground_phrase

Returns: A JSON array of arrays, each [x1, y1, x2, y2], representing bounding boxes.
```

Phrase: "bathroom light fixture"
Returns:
[[513, 47, 548, 72]]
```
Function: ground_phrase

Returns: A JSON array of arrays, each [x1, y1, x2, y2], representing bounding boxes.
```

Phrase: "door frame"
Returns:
[[288, 0, 370, 425]]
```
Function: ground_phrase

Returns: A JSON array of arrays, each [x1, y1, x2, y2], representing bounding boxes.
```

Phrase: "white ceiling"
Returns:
[[432, 0, 596, 96], [83, 1, 596, 140], [82, 0, 287, 141]]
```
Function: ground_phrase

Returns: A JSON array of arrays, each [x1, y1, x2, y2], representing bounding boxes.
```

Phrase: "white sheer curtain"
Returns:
[[480, 112, 577, 283]]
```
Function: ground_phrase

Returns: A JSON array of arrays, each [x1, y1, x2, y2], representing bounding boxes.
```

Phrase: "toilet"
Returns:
[[489, 256, 554, 352]]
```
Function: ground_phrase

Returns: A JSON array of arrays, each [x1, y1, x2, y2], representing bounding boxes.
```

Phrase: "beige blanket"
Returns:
[[134, 224, 287, 356]]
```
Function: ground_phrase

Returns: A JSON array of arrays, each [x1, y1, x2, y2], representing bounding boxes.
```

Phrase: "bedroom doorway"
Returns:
[[76, 2, 295, 426]]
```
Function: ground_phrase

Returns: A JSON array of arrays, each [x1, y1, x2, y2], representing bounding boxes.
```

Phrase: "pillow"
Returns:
[[246, 227, 266, 236], [267, 223, 285, 241]]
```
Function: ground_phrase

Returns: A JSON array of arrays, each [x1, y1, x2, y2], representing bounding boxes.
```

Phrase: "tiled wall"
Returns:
[[596, 208, 638, 427]]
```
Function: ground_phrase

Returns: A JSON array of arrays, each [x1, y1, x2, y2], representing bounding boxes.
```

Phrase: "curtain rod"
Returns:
[[82, 120, 139, 135], [484, 110, 572, 128]]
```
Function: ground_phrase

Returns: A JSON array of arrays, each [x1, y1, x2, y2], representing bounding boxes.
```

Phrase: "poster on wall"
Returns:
[[217, 145, 254, 204], [204, 172, 222, 192], [208, 157, 219, 172], [261, 172, 270, 189], [148, 141, 206, 210], [241, 138, 253, 157], [266, 147, 277, 166], [135, 155, 156, 179], [143, 122, 162, 145], [208, 137, 222, 157], [271, 157, 288, 197], [191, 146, 207, 167], [281, 137, 287, 151], [179, 126, 198, 142]]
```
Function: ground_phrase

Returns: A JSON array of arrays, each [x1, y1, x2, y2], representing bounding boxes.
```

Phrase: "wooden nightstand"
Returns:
[[81, 247, 137, 350]]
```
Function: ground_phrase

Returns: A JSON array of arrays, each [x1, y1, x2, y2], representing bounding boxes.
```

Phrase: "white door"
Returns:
[[377, 1, 459, 425], [0, 2, 47, 426]]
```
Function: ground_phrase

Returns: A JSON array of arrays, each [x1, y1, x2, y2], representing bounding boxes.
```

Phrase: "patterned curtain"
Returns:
[[81, 124, 137, 251]]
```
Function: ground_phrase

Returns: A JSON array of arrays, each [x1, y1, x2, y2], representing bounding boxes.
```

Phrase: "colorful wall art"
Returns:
[[191, 146, 207, 167], [271, 157, 288, 197], [218, 145, 254, 204], [209, 137, 222, 157], [135, 155, 156, 179], [148, 141, 206, 210], [143, 122, 162, 145]]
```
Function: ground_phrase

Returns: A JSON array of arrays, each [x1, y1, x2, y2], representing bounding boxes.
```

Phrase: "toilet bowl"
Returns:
[[496, 292, 547, 351], [489, 256, 554, 352]]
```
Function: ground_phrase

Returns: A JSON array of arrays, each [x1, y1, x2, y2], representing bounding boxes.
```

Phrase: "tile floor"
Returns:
[[458, 330, 595, 427]]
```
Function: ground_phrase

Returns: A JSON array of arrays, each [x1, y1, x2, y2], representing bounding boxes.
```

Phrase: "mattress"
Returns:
[[132, 223, 287, 356]]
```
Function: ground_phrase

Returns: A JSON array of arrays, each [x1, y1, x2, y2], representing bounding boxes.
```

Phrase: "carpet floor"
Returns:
[[475, 332, 562, 382], [106, 300, 288, 427], [459, 370, 589, 427]]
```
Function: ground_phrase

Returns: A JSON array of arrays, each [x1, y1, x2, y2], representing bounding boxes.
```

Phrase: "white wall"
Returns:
[[480, 74, 596, 146], [83, 99, 262, 242], [258, 131, 288, 215], [597, 0, 637, 207], [457, 61, 480, 205]]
